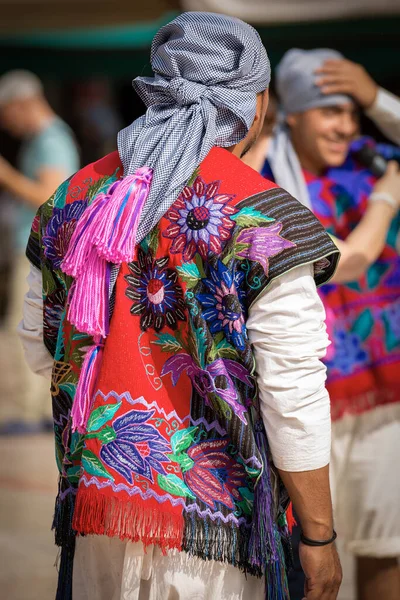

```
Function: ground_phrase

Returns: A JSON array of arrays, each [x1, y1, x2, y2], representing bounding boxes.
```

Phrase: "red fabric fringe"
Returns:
[[286, 502, 296, 534], [73, 486, 184, 553]]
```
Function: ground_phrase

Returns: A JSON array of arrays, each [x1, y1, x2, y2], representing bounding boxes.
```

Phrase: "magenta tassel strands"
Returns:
[[61, 167, 153, 433], [61, 167, 153, 339], [71, 342, 104, 434]]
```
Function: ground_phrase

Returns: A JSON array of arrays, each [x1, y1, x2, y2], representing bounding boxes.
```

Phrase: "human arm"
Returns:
[[17, 263, 53, 379], [0, 154, 66, 208], [315, 59, 400, 145], [330, 161, 400, 283], [247, 265, 341, 599]]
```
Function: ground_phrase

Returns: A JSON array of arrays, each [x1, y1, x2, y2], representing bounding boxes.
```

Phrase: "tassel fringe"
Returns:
[[73, 485, 184, 553]]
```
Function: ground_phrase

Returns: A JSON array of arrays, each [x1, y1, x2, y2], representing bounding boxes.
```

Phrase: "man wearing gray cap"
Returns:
[[19, 16, 342, 600], [0, 70, 79, 431], [262, 49, 400, 600]]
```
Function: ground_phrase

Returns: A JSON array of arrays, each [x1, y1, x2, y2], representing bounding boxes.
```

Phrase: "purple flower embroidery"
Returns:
[[184, 438, 247, 510], [196, 261, 247, 350], [100, 409, 170, 484], [163, 177, 237, 261], [43, 200, 87, 268], [236, 223, 296, 275], [161, 354, 252, 423]]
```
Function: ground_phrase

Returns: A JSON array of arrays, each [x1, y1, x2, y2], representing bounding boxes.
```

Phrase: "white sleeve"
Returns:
[[17, 264, 53, 380], [365, 88, 400, 146], [247, 264, 331, 472]]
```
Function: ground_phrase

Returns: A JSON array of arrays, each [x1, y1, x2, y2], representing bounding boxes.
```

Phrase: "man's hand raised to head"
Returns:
[[315, 59, 378, 109]]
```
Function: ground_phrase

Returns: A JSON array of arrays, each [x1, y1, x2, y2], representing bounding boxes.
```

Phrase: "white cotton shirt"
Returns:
[[17, 262, 331, 473], [366, 87, 400, 146]]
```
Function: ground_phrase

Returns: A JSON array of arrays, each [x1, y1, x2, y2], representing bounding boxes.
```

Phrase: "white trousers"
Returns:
[[331, 406, 400, 557], [73, 536, 265, 600]]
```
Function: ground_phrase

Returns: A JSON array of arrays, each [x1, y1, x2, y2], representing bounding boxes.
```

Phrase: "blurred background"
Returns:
[[0, 1, 399, 599]]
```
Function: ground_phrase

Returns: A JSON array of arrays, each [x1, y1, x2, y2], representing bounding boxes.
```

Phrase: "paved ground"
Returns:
[[0, 433, 355, 600]]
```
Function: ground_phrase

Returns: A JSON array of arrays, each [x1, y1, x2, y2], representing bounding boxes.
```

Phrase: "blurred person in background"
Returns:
[[0, 69, 80, 432], [19, 13, 343, 600], [260, 49, 400, 600]]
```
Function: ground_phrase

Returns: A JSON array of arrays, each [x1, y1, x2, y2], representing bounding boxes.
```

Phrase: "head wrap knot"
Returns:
[[169, 77, 208, 106]]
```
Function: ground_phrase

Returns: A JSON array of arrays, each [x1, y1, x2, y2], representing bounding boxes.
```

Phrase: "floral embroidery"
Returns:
[[163, 177, 237, 261], [162, 352, 252, 422], [87, 407, 171, 484], [235, 223, 296, 276], [183, 438, 248, 510], [43, 200, 87, 268], [125, 247, 186, 332], [197, 260, 247, 350]]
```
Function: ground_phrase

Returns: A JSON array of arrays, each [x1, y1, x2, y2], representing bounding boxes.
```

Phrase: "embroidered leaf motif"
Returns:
[[232, 207, 275, 228], [351, 309, 374, 342], [69, 432, 85, 460], [193, 324, 207, 366], [153, 333, 183, 354], [237, 487, 254, 515], [157, 473, 196, 499], [194, 254, 206, 278], [87, 402, 122, 432], [176, 262, 201, 289], [82, 449, 113, 480], [88, 173, 116, 201], [167, 453, 195, 472], [171, 426, 198, 454], [66, 465, 82, 484], [53, 178, 71, 209], [209, 338, 239, 361]]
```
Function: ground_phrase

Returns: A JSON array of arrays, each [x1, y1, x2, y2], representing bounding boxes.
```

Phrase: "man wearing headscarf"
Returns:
[[19, 16, 342, 600], [262, 49, 400, 600]]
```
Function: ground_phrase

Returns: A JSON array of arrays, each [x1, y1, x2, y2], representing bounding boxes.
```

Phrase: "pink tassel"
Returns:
[[61, 166, 153, 434], [66, 247, 109, 338], [94, 167, 153, 263], [62, 192, 110, 278], [71, 342, 104, 433]]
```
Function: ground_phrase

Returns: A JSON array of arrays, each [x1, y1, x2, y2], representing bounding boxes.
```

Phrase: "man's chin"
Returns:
[[322, 152, 348, 169]]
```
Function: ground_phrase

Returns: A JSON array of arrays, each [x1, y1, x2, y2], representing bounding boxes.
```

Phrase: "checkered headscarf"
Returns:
[[117, 12, 270, 242]]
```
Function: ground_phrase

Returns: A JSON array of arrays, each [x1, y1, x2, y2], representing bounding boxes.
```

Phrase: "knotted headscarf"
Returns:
[[118, 11, 271, 242]]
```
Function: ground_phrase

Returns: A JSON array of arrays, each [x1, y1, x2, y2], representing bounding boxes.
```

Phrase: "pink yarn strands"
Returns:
[[71, 342, 104, 434], [61, 167, 153, 433], [61, 167, 153, 338]]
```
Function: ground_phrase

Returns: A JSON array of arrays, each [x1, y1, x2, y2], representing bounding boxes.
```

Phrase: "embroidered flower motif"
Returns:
[[383, 301, 400, 340], [235, 223, 296, 276], [183, 439, 247, 510], [99, 409, 170, 484], [163, 177, 237, 261], [162, 353, 252, 423], [326, 330, 368, 375], [125, 247, 186, 332], [43, 289, 66, 353], [43, 200, 87, 268], [197, 260, 247, 350]]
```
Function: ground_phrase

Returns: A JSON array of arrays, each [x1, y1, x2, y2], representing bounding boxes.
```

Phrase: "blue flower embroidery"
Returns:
[[196, 261, 247, 350], [100, 409, 170, 484]]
